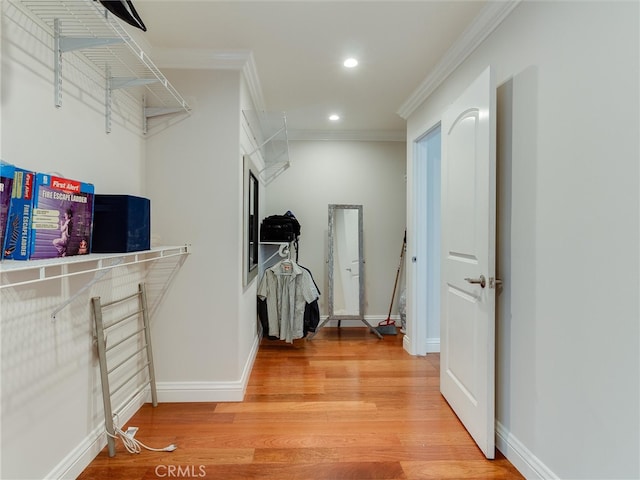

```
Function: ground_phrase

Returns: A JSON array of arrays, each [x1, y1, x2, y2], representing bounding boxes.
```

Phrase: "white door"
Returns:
[[440, 66, 496, 459]]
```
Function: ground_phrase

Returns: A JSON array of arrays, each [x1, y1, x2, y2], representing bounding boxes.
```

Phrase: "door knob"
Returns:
[[464, 275, 486, 288]]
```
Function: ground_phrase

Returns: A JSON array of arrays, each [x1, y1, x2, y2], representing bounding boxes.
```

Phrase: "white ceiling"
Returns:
[[134, 1, 495, 140]]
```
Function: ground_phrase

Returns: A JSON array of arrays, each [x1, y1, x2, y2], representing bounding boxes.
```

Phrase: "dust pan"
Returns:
[[375, 318, 398, 335]]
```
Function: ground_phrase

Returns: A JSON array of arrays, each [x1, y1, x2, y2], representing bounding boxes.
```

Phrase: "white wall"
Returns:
[[1, 3, 151, 479], [265, 140, 406, 321], [1, 1, 145, 193], [238, 75, 263, 384], [406, 1, 639, 478], [145, 68, 259, 400], [1, 4, 261, 477]]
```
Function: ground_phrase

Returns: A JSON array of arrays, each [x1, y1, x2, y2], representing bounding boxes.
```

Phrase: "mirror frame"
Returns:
[[327, 204, 364, 320], [243, 155, 260, 286]]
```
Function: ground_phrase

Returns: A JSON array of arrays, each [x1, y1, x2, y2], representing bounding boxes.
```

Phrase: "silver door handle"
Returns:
[[465, 275, 486, 288]]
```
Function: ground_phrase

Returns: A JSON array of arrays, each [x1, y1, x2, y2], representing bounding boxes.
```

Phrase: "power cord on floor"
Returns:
[[107, 414, 177, 454]]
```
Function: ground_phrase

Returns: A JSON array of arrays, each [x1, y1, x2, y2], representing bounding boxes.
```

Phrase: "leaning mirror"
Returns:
[[324, 205, 382, 338], [308, 204, 381, 339], [328, 204, 363, 318]]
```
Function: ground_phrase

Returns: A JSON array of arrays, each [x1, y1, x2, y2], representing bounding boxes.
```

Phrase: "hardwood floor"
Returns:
[[78, 327, 523, 479]]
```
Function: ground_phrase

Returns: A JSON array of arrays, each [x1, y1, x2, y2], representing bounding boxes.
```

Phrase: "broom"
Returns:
[[375, 230, 406, 335]]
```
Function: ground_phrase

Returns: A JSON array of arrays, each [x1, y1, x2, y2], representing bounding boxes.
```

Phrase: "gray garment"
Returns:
[[258, 260, 319, 343]]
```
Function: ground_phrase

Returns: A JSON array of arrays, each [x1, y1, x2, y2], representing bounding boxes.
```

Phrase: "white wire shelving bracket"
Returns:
[[13, 0, 191, 134], [243, 111, 290, 185]]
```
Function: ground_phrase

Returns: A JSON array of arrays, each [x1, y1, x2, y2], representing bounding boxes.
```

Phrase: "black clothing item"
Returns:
[[303, 299, 320, 335], [257, 297, 278, 340], [98, 0, 147, 31], [299, 264, 320, 335]]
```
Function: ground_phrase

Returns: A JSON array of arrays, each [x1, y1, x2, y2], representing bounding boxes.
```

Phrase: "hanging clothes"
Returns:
[[258, 259, 319, 343], [299, 264, 321, 336]]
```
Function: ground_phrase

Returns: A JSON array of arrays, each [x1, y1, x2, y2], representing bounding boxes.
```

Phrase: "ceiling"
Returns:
[[134, 1, 493, 140]]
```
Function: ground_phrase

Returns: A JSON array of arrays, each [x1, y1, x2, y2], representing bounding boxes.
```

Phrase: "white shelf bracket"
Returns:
[[9, 0, 192, 133], [107, 77, 160, 134], [144, 107, 186, 118], [54, 18, 124, 109], [59, 36, 124, 52], [54, 18, 63, 108], [111, 78, 159, 90], [142, 95, 189, 134], [50, 258, 124, 320]]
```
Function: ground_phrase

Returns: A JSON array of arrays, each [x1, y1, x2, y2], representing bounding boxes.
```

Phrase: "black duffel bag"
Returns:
[[260, 211, 300, 242]]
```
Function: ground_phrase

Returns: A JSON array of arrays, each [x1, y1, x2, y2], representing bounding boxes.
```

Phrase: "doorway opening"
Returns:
[[412, 124, 441, 355]]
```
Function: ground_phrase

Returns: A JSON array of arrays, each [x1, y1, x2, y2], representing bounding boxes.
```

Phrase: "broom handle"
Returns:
[[387, 230, 407, 318]]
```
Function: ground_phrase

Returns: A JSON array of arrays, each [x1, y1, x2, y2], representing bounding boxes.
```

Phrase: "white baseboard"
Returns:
[[402, 334, 440, 356], [426, 337, 440, 353], [47, 334, 261, 479], [317, 314, 400, 329], [49, 389, 149, 480], [403, 333, 412, 353], [337, 313, 440, 355], [156, 333, 260, 402], [155, 381, 246, 402], [496, 421, 558, 480]]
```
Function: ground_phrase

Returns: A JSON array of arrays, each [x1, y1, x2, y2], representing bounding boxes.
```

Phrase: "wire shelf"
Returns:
[[243, 110, 290, 185], [13, 0, 190, 131]]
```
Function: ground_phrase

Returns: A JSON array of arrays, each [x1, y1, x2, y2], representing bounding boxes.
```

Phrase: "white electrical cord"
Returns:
[[107, 414, 177, 454]]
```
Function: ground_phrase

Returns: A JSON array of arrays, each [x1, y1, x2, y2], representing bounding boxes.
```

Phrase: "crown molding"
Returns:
[[397, 0, 521, 119], [152, 48, 265, 113], [149, 49, 398, 142], [287, 129, 406, 142], [241, 53, 266, 112]]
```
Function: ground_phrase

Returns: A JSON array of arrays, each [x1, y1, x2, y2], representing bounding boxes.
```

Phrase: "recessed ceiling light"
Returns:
[[329, 114, 340, 121], [343, 58, 358, 68]]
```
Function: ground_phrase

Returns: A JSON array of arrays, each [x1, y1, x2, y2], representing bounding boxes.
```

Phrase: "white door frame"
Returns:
[[407, 123, 441, 356]]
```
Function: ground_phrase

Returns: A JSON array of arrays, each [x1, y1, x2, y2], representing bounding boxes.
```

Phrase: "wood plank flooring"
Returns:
[[78, 327, 523, 479]]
